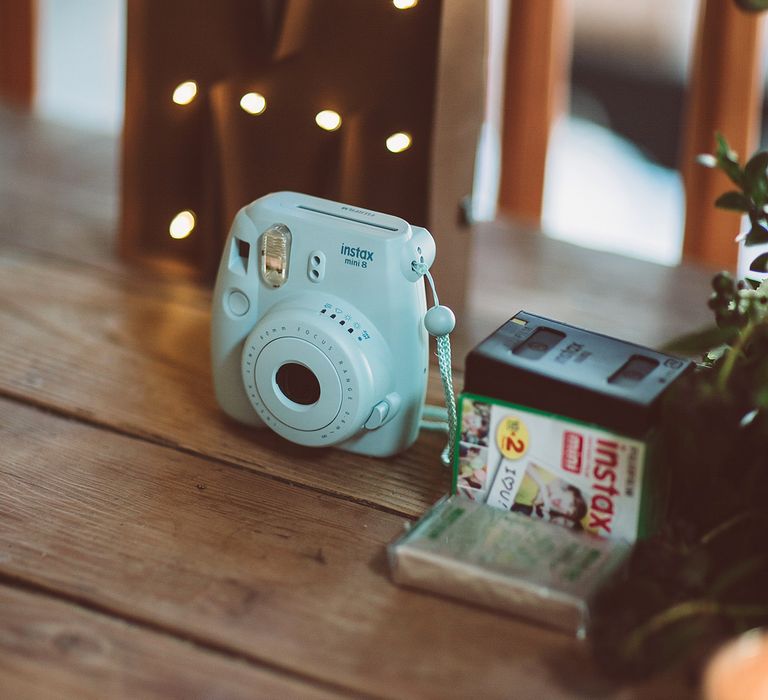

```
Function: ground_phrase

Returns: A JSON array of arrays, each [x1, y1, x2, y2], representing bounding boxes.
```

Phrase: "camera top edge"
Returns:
[[242, 191, 414, 242]]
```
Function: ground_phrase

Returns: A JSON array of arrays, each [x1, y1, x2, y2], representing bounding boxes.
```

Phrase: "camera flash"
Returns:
[[261, 224, 292, 288], [393, 0, 419, 8], [172, 81, 198, 106]]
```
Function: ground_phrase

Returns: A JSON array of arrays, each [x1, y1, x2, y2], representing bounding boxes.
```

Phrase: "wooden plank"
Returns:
[[0, 230, 716, 525], [0, 105, 120, 273], [680, 0, 766, 268], [0, 0, 35, 107], [0, 396, 656, 700], [498, 0, 571, 224], [0, 247, 452, 518], [0, 104, 715, 362], [461, 220, 715, 357], [0, 584, 339, 699]]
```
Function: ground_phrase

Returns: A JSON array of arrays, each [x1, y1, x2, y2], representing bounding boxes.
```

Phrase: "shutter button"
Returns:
[[365, 400, 390, 430]]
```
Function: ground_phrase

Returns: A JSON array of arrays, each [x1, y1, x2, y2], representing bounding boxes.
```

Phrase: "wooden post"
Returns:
[[0, 0, 36, 107], [681, 0, 766, 269], [427, 0, 486, 314], [498, 0, 570, 225]]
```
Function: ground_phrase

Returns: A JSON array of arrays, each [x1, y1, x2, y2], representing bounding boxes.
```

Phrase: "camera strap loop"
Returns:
[[413, 262, 457, 467]]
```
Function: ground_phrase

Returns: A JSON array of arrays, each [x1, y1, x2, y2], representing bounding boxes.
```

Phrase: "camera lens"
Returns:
[[275, 362, 321, 406]]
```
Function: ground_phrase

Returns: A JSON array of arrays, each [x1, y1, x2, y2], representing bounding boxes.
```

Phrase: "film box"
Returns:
[[454, 311, 693, 541], [388, 496, 630, 637]]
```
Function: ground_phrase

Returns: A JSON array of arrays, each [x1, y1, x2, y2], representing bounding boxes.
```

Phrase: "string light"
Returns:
[[240, 92, 267, 115], [386, 132, 412, 153], [172, 81, 198, 106], [393, 0, 419, 8], [169, 210, 196, 239], [315, 110, 342, 131]]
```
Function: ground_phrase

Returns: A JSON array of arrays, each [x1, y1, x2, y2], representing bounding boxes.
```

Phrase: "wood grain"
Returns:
[[0, 247, 452, 518], [0, 585, 340, 700], [462, 219, 715, 360], [0, 103, 709, 699], [0, 396, 651, 700], [0, 223, 715, 522]]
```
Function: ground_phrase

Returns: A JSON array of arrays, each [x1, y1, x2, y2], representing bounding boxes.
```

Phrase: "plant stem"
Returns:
[[622, 599, 768, 658], [718, 319, 755, 392], [700, 510, 765, 546]]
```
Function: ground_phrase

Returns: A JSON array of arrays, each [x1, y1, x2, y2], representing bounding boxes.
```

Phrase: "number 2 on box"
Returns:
[[496, 416, 529, 460]]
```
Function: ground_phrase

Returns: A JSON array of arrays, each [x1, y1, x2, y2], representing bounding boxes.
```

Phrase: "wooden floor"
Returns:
[[0, 105, 715, 698]]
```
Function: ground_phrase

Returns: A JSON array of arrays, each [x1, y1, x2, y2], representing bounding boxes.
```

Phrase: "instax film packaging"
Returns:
[[388, 496, 630, 636], [454, 312, 693, 541]]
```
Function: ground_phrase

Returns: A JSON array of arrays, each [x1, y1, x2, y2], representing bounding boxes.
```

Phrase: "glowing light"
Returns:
[[315, 110, 342, 131], [393, 0, 419, 8], [172, 81, 198, 106], [169, 210, 196, 239], [240, 92, 267, 115], [386, 132, 412, 153]]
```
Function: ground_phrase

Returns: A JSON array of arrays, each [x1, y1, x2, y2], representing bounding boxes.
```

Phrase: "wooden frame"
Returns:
[[0, 0, 36, 107], [120, 0, 484, 312], [680, 0, 767, 269], [498, 0, 571, 225]]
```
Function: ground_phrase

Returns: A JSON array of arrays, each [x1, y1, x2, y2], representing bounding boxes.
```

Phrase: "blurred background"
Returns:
[[1, 0, 765, 281]]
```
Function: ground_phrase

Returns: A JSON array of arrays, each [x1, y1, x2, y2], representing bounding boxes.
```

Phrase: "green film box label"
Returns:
[[454, 393, 655, 542]]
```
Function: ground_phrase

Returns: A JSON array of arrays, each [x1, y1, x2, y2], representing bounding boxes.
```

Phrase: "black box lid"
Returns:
[[463, 311, 693, 437]]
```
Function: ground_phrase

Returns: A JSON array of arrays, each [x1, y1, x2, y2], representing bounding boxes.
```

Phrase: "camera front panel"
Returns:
[[212, 192, 433, 456], [240, 301, 391, 447]]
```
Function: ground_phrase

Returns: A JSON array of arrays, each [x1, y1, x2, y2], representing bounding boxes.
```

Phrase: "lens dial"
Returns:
[[241, 302, 391, 446]]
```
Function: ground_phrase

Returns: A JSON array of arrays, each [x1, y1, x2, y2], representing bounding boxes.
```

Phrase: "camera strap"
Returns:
[[413, 262, 457, 467]]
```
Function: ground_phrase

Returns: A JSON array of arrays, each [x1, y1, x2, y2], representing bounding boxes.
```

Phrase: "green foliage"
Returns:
[[750, 252, 768, 272], [699, 133, 768, 287], [590, 184, 768, 678], [745, 223, 768, 247], [592, 311, 768, 678]]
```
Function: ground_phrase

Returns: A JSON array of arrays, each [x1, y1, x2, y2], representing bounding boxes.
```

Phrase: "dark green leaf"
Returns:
[[749, 252, 768, 272], [661, 325, 740, 356], [720, 161, 744, 187], [745, 277, 762, 289], [745, 224, 768, 246], [715, 191, 752, 212], [715, 132, 743, 187], [715, 133, 736, 160], [715, 133, 743, 185], [743, 151, 768, 204]]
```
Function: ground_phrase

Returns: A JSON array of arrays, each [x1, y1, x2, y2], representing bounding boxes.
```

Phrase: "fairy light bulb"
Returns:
[[172, 81, 198, 106], [169, 210, 196, 239], [240, 92, 267, 115], [315, 110, 342, 131], [386, 132, 412, 153], [393, 0, 419, 8]]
